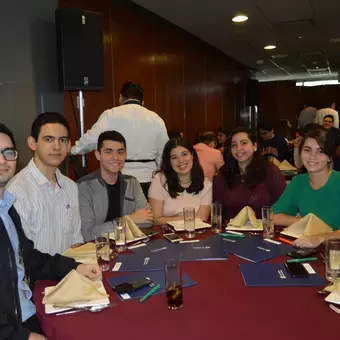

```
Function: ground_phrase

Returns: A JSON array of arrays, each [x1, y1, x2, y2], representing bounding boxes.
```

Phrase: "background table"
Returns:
[[34, 231, 339, 340]]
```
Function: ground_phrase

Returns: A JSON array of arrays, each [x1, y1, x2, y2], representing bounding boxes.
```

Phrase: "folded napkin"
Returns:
[[231, 206, 258, 228], [325, 280, 340, 305], [43, 269, 108, 305], [109, 216, 146, 243], [270, 157, 282, 167], [281, 213, 332, 239], [62, 243, 97, 264], [278, 160, 297, 171]]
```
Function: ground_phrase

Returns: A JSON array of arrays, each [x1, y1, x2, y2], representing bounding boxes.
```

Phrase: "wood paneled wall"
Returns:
[[59, 0, 248, 172], [259, 81, 340, 128]]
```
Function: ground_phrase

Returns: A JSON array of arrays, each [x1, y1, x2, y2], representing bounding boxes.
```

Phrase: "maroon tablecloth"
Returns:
[[34, 232, 339, 340]]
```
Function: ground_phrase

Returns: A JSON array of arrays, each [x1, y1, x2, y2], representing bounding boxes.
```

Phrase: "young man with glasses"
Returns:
[[7, 112, 84, 255], [0, 123, 101, 340]]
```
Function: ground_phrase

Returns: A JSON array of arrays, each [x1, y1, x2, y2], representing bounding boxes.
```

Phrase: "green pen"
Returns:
[[139, 284, 161, 303], [287, 257, 318, 263], [219, 233, 245, 239]]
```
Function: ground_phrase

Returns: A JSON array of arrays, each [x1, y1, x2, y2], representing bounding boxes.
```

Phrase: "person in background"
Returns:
[[298, 104, 317, 129], [274, 127, 340, 248], [315, 101, 339, 128], [258, 120, 288, 162], [71, 82, 169, 197], [77, 131, 153, 242], [167, 129, 183, 139], [325, 127, 340, 172], [213, 127, 286, 220], [194, 132, 224, 181], [216, 127, 227, 152], [7, 112, 84, 255], [323, 114, 334, 130], [0, 123, 101, 340], [148, 138, 212, 224]]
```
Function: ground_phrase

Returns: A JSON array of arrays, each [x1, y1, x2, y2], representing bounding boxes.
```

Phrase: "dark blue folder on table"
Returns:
[[221, 235, 294, 263], [131, 239, 176, 256], [107, 271, 196, 301], [112, 253, 170, 271], [240, 263, 326, 287], [176, 236, 228, 261]]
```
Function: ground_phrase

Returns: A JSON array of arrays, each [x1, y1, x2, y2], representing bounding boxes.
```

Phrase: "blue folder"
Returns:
[[131, 239, 175, 256], [107, 270, 196, 301], [240, 263, 326, 287], [176, 236, 228, 261], [221, 235, 294, 263]]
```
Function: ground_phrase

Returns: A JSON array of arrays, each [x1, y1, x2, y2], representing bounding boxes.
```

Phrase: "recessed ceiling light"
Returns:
[[232, 14, 248, 23], [298, 36, 303, 39], [264, 45, 276, 50]]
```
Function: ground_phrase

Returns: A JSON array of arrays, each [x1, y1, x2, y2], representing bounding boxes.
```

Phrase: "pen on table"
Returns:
[[278, 237, 295, 245], [140, 284, 161, 303], [287, 257, 318, 263], [219, 233, 245, 239], [179, 240, 200, 243]]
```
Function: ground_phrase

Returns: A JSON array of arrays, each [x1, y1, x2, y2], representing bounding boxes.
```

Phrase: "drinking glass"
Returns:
[[262, 206, 274, 239], [183, 207, 195, 239], [165, 258, 183, 310], [114, 217, 127, 252], [95, 233, 110, 271], [211, 203, 222, 233], [325, 239, 340, 281]]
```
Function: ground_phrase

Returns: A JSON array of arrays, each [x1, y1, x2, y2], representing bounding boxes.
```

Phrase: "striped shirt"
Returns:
[[7, 159, 84, 255]]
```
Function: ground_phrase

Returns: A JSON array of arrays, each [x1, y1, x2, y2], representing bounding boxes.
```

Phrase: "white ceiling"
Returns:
[[132, 0, 340, 81]]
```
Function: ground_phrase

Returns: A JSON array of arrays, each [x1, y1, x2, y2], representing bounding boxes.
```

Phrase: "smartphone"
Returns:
[[284, 262, 309, 277], [287, 247, 317, 259], [163, 233, 183, 243], [113, 277, 153, 294]]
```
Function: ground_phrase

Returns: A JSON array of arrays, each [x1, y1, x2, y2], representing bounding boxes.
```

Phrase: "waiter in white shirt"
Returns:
[[314, 101, 339, 128], [71, 82, 169, 197]]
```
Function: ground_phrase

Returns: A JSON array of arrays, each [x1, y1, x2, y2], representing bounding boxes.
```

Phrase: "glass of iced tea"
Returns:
[[165, 258, 183, 310]]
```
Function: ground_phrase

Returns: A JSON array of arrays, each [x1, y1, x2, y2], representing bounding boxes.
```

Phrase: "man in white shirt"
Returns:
[[71, 82, 169, 197], [7, 112, 84, 255], [314, 102, 339, 128]]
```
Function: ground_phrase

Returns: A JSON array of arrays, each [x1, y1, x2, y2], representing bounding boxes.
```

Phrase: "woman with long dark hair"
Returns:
[[274, 127, 340, 248], [213, 127, 286, 220], [148, 138, 212, 224]]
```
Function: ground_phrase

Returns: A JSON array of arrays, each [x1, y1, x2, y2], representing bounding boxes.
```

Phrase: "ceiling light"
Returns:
[[264, 45, 276, 50], [298, 36, 303, 39], [232, 14, 248, 23], [296, 80, 340, 87]]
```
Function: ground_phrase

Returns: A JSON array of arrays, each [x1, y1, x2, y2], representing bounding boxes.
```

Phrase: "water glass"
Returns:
[[95, 233, 110, 271], [114, 217, 127, 252], [262, 206, 274, 239], [165, 258, 183, 310], [183, 207, 195, 239], [211, 203, 222, 233], [325, 239, 340, 281]]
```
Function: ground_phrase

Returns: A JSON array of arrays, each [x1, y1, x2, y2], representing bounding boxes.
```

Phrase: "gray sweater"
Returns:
[[77, 170, 151, 241]]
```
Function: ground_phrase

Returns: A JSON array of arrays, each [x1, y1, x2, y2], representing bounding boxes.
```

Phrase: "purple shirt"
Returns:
[[213, 163, 286, 221]]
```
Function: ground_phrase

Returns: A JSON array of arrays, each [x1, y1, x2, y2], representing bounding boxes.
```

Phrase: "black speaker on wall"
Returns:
[[55, 8, 104, 91], [245, 79, 260, 106]]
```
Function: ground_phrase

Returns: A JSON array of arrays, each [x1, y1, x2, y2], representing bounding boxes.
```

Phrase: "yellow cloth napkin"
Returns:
[[109, 216, 146, 242], [282, 213, 332, 238], [42, 270, 107, 305], [270, 157, 282, 167], [231, 206, 258, 227], [278, 160, 297, 171], [62, 243, 97, 264]]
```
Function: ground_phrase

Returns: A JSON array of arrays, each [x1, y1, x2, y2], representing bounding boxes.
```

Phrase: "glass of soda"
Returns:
[[165, 258, 183, 310], [95, 233, 110, 271]]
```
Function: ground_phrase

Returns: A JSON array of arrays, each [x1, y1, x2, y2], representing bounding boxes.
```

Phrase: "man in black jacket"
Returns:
[[0, 124, 101, 340]]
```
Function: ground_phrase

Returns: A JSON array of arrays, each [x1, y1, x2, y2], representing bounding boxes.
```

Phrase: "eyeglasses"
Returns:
[[0, 148, 18, 161]]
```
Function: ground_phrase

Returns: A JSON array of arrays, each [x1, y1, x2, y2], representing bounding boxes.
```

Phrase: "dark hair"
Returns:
[[199, 132, 217, 145], [0, 123, 16, 149], [31, 112, 70, 141], [275, 119, 292, 140], [120, 82, 144, 102], [158, 138, 204, 198], [216, 127, 227, 135], [221, 127, 267, 189], [300, 123, 320, 137], [299, 127, 332, 159], [258, 121, 274, 131], [167, 129, 182, 139], [97, 130, 126, 150], [324, 115, 334, 122]]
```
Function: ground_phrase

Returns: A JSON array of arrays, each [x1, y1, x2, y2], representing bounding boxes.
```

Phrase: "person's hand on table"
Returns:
[[294, 235, 325, 248], [76, 264, 102, 281], [28, 333, 47, 340], [129, 208, 154, 224]]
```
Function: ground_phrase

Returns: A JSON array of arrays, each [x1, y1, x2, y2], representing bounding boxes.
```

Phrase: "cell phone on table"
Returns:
[[113, 277, 153, 294], [284, 262, 309, 277], [287, 247, 317, 259], [163, 233, 183, 243]]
